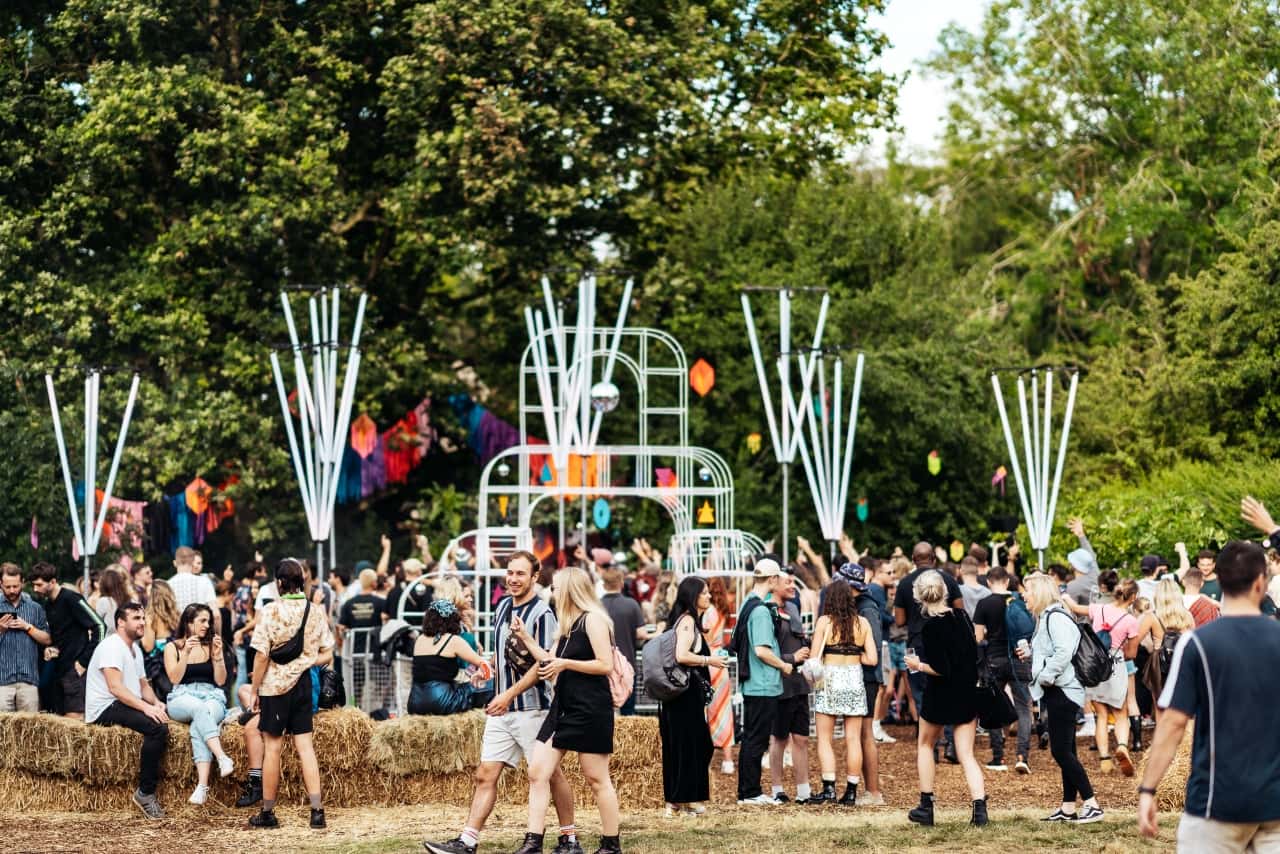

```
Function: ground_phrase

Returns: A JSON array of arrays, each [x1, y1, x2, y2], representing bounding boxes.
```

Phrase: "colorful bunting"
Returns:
[[927, 450, 941, 476], [498, 495, 509, 519], [697, 500, 715, 524], [746, 432, 763, 454], [950, 540, 965, 562], [856, 497, 868, 523]]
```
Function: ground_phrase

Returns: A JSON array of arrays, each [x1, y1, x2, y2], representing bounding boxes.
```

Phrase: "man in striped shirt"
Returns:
[[30, 561, 105, 718], [425, 551, 582, 854]]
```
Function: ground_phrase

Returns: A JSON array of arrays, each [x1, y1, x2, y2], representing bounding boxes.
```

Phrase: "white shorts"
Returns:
[[480, 709, 549, 768]]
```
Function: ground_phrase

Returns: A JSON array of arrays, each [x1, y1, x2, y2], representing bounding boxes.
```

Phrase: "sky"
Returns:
[[867, 0, 989, 159]]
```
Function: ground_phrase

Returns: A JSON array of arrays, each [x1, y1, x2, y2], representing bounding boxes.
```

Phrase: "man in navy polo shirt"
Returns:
[[1139, 537, 1280, 850]]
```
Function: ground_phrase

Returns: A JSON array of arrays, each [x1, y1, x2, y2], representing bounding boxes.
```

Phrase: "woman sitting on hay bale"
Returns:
[[164, 603, 235, 805], [408, 599, 491, 716]]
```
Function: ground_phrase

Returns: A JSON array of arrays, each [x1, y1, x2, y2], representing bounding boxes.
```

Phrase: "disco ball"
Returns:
[[453, 546, 471, 564], [496, 461, 511, 477], [590, 380, 620, 413], [698, 466, 712, 481]]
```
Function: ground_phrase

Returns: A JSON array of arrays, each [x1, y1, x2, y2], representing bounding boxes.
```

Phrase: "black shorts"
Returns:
[[60, 668, 86, 715], [259, 676, 314, 736], [772, 694, 810, 739]]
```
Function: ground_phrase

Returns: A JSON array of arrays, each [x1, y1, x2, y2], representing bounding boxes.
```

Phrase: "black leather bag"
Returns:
[[269, 600, 311, 665], [974, 672, 1017, 730], [316, 666, 344, 709], [144, 648, 173, 703]]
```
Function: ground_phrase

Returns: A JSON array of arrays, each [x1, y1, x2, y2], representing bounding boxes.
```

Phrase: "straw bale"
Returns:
[[1139, 728, 1194, 813], [3, 706, 669, 812], [369, 711, 486, 775]]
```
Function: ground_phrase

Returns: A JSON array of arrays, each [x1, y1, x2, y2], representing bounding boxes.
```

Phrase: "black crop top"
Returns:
[[413, 635, 459, 684], [825, 642, 864, 656], [181, 659, 216, 685]]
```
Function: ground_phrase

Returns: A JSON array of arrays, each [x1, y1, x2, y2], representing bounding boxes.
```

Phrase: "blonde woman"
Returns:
[[142, 579, 179, 655], [1135, 579, 1194, 710], [808, 578, 877, 806], [904, 570, 986, 827], [1018, 574, 1102, 823], [509, 567, 621, 854]]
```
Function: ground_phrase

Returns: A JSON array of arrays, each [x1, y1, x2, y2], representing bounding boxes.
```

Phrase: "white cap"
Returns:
[[753, 558, 782, 578]]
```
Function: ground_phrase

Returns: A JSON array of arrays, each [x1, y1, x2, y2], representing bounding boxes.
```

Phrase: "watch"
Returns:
[[1137, 785, 1157, 796]]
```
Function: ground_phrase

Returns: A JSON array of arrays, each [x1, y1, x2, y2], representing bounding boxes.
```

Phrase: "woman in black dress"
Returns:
[[659, 576, 727, 816], [510, 566, 622, 854], [903, 570, 988, 827]]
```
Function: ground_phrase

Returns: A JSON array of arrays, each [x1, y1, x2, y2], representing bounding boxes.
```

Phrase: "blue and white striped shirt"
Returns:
[[493, 594, 557, 712], [0, 593, 48, 687]]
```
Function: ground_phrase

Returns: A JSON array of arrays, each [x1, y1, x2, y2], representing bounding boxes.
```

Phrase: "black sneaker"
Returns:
[[1075, 805, 1104, 824], [425, 839, 477, 854], [552, 835, 584, 854], [235, 777, 263, 808], [310, 808, 326, 829], [512, 832, 544, 854], [249, 809, 280, 829], [774, 792, 791, 804], [1041, 809, 1076, 822]]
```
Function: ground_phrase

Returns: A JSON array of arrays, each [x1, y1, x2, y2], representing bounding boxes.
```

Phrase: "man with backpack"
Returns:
[[731, 557, 793, 805], [972, 566, 1034, 774]]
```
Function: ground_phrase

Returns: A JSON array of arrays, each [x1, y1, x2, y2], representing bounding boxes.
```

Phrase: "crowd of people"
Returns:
[[3, 496, 1280, 852]]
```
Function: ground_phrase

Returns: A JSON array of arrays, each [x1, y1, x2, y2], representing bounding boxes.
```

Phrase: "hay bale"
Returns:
[[369, 711, 486, 775], [2, 706, 669, 812], [1139, 728, 1194, 812]]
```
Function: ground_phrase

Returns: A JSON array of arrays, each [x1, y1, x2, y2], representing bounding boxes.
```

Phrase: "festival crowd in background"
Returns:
[[3, 498, 1280, 853]]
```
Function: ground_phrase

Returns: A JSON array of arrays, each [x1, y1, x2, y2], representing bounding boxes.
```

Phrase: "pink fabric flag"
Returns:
[[30, 516, 37, 549]]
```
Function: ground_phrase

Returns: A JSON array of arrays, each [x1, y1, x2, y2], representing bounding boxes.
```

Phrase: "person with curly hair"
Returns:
[[809, 578, 876, 805], [409, 599, 491, 715]]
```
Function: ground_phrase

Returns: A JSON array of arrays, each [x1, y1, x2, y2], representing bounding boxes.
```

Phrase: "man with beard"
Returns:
[[86, 601, 170, 819]]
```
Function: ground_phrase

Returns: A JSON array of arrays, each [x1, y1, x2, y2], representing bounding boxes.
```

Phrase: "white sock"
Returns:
[[796, 783, 811, 800], [822, 773, 836, 783], [560, 825, 576, 842], [461, 828, 480, 847], [847, 776, 860, 786], [1083, 714, 1095, 726], [772, 785, 784, 796]]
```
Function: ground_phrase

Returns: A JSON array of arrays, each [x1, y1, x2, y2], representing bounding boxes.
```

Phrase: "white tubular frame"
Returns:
[[46, 370, 141, 590], [991, 369, 1080, 568], [270, 287, 367, 578]]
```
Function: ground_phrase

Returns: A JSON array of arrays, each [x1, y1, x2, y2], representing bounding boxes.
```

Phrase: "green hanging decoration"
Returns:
[[927, 450, 941, 476]]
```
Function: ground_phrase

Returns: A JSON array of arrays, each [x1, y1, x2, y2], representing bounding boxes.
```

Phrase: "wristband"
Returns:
[[1137, 785, 1157, 796]]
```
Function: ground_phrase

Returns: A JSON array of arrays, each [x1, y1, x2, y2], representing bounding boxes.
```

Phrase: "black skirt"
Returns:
[[920, 610, 980, 726], [659, 671, 713, 803]]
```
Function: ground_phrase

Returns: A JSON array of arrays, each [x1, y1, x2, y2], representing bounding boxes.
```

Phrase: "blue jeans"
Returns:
[[987, 656, 1033, 761], [167, 683, 228, 764]]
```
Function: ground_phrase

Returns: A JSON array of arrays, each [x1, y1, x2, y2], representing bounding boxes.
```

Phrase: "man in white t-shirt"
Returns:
[[169, 547, 217, 615], [86, 601, 170, 820]]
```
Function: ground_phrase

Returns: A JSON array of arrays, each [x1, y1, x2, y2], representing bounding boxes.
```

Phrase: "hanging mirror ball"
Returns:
[[590, 380, 621, 413], [496, 461, 511, 477], [698, 466, 712, 481]]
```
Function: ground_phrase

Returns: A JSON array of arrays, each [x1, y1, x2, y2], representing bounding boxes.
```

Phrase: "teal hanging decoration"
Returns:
[[856, 497, 869, 523], [593, 498, 611, 529], [539, 461, 553, 483]]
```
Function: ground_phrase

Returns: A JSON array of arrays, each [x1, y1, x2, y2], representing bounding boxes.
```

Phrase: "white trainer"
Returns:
[[188, 783, 209, 805]]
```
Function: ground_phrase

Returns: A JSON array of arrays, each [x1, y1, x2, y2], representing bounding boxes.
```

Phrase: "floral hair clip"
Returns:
[[429, 599, 457, 618]]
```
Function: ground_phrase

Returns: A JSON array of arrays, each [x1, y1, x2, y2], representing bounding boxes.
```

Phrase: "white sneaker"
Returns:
[[188, 783, 209, 805], [873, 722, 897, 743], [860, 792, 886, 806], [721, 760, 735, 774], [1076, 722, 1095, 738], [684, 804, 706, 817], [218, 754, 235, 778], [737, 794, 779, 806]]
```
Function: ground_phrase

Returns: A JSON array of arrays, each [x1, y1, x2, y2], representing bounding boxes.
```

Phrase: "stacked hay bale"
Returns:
[[0, 708, 663, 811], [1138, 728, 1194, 813]]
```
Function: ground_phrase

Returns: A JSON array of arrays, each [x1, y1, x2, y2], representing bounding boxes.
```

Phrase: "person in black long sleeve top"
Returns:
[[903, 569, 988, 828], [31, 562, 106, 718]]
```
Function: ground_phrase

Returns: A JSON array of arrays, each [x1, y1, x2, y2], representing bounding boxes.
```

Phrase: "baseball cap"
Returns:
[[1139, 555, 1160, 574], [753, 557, 782, 578], [591, 547, 614, 568]]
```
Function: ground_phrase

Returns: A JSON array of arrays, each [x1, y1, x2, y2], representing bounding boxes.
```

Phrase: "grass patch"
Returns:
[[307, 808, 1175, 853]]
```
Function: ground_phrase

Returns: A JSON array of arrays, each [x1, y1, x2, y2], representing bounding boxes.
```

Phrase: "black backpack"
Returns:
[[1051, 610, 1112, 687]]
